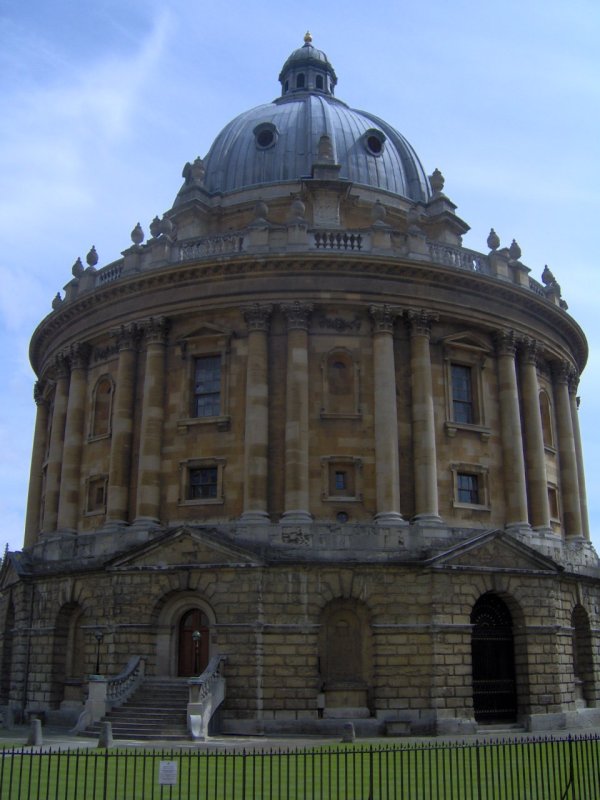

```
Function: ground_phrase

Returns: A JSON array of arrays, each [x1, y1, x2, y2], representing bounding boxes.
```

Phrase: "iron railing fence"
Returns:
[[1, 734, 598, 799]]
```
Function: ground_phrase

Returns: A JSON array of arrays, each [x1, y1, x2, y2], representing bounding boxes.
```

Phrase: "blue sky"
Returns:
[[1, 0, 599, 552]]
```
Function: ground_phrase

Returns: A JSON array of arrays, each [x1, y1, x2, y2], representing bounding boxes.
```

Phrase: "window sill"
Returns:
[[322, 494, 363, 503], [320, 412, 362, 421], [452, 502, 490, 512], [445, 421, 491, 442], [178, 415, 231, 432]]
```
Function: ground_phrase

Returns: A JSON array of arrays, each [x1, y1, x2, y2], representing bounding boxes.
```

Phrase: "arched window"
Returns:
[[316, 74, 324, 90], [296, 73, 305, 89], [321, 349, 360, 418], [539, 390, 554, 448], [91, 376, 114, 438]]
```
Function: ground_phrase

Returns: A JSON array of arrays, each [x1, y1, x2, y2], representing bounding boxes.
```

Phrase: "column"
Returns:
[[569, 375, 590, 540], [407, 310, 441, 523], [135, 317, 169, 524], [369, 304, 405, 526], [553, 361, 583, 537], [280, 301, 313, 523], [106, 323, 139, 525], [495, 330, 529, 532], [519, 338, 550, 531], [57, 343, 90, 531], [24, 381, 49, 548], [41, 354, 70, 533], [241, 304, 272, 523]]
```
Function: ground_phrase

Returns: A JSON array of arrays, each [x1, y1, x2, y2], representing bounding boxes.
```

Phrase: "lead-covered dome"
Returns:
[[178, 35, 431, 203]]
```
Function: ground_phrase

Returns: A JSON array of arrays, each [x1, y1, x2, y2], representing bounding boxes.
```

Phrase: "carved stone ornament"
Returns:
[[487, 228, 500, 251], [243, 303, 273, 332], [130, 222, 144, 246], [33, 380, 47, 406], [52, 292, 63, 311], [369, 304, 401, 333], [110, 322, 140, 350], [508, 239, 522, 262], [429, 168, 445, 194], [281, 301, 314, 330], [86, 246, 99, 268], [54, 352, 70, 379], [71, 257, 85, 278], [69, 342, 91, 370], [406, 309, 438, 338], [552, 360, 573, 385]]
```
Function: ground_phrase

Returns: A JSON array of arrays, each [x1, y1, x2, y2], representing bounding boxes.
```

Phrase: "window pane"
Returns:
[[335, 471, 346, 491], [451, 364, 474, 423], [190, 467, 218, 499], [194, 356, 221, 417], [457, 473, 479, 504]]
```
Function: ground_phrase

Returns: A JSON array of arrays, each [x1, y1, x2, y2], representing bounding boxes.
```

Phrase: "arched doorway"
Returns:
[[572, 604, 595, 708], [178, 609, 210, 677], [471, 593, 517, 723]]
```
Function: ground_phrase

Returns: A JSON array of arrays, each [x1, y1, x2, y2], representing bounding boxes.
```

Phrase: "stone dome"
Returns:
[[180, 36, 431, 203]]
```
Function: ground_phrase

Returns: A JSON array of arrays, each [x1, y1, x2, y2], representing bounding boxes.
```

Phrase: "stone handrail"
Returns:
[[428, 242, 490, 274], [106, 655, 145, 707], [313, 231, 364, 251], [187, 655, 227, 739]]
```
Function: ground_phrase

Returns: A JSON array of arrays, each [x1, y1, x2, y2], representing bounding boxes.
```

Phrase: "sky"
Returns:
[[1, 0, 599, 553]]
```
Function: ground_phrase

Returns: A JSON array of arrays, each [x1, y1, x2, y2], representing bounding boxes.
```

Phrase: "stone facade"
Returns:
[[1, 36, 599, 735]]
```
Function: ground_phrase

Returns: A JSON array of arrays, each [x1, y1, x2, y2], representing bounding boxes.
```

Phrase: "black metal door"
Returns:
[[471, 594, 517, 723]]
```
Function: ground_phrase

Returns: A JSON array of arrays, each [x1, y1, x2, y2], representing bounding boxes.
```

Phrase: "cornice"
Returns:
[[30, 252, 588, 375]]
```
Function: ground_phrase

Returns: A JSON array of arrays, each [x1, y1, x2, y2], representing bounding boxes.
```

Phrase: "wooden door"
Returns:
[[178, 609, 209, 677]]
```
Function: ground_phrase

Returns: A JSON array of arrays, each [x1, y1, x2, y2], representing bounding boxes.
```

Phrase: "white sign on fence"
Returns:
[[158, 760, 178, 785]]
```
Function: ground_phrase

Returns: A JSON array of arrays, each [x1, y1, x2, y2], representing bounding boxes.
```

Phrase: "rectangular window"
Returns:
[[457, 473, 479, 505], [189, 467, 218, 500], [194, 356, 221, 417], [86, 475, 107, 514], [451, 364, 474, 423], [548, 486, 560, 519]]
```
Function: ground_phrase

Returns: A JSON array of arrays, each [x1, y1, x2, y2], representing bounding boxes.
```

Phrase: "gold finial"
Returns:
[[304, 31, 313, 44]]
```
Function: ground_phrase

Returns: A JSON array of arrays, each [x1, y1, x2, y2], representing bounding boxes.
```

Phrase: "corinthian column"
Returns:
[[280, 301, 313, 523], [57, 343, 90, 531], [241, 304, 272, 523], [135, 317, 169, 524], [569, 375, 590, 540], [553, 361, 583, 537], [107, 323, 139, 524], [519, 339, 550, 531], [42, 354, 70, 533], [495, 331, 529, 532], [24, 381, 49, 547], [369, 304, 405, 526], [407, 310, 441, 523]]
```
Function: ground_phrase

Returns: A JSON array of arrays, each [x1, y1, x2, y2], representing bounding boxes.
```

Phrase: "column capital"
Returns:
[[494, 329, 518, 357], [552, 359, 576, 385], [519, 337, 540, 365], [53, 352, 71, 379], [281, 301, 313, 331], [68, 342, 91, 370], [405, 309, 438, 338], [243, 303, 273, 332], [33, 380, 47, 407], [141, 316, 170, 344], [369, 304, 401, 334], [110, 322, 140, 350], [568, 370, 581, 396]]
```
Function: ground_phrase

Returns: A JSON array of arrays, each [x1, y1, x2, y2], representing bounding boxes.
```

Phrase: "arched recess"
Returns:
[[318, 598, 373, 716], [470, 593, 518, 723], [50, 603, 86, 708], [90, 375, 114, 438], [572, 604, 596, 707], [321, 348, 360, 418], [153, 592, 217, 677], [0, 599, 15, 705]]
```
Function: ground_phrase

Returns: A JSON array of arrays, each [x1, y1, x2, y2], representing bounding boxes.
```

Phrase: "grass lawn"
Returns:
[[0, 736, 598, 799]]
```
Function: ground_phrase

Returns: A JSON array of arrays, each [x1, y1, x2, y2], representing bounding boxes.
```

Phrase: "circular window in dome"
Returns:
[[364, 128, 386, 156], [254, 123, 278, 150]]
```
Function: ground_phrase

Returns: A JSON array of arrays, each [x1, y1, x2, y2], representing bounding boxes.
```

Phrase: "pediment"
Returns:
[[108, 527, 262, 571], [425, 529, 562, 573], [440, 331, 491, 353], [178, 322, 232, 342]]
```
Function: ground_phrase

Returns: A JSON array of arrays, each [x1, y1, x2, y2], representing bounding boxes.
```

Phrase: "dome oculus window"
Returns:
[[364, 128, 386, 156], [254, 123, 278, 150]]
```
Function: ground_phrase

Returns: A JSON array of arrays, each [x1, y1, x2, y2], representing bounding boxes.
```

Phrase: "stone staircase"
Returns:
[[81, 678, 189, 741]]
